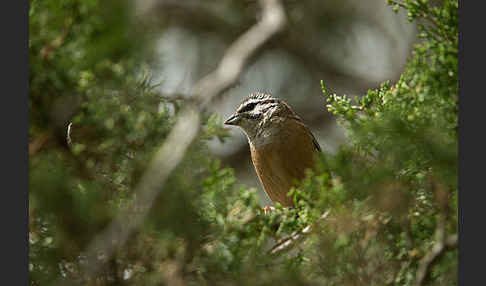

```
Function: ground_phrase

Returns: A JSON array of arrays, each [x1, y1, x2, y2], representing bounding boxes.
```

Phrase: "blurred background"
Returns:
[[140, 0, 417, 204]]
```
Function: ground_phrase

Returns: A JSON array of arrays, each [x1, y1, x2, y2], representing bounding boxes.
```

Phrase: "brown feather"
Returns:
[[250, 118, 318, 207]]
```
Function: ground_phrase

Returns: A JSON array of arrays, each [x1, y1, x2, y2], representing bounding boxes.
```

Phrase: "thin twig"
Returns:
[[55, 1, 286, 284], [414, 214, 458, 286], [268, 210, 330, 255]]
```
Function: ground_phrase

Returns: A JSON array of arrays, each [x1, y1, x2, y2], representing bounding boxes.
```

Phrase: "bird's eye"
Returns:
[[238, 102, 258, 113]]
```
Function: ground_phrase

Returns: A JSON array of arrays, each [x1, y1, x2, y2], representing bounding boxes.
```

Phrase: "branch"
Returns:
[[415, 214, 458, 286], [149, 0, 380, 92], [191, 0, 286, 105], [268, 210, 330, 256], [55, 0, 286, 284]]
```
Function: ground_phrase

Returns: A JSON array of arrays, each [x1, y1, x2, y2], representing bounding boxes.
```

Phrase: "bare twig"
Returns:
[[415, 214, 458, 286], [191, 0, 286, 105], [55, 1, 286, 284], [268, 210, 330, 255], [149, 0, 383, 92]]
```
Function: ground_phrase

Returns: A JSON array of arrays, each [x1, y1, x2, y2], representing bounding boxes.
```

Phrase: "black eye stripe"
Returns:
[[238, 102, 258, 113]]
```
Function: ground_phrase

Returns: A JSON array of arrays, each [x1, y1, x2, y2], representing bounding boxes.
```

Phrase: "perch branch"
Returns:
[[268, 210, 330, 255], [55, 0, 286, 284], [415, 214, 458, 286]]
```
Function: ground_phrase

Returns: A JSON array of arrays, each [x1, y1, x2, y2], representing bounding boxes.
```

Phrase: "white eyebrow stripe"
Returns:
[[245, 99, 263, 105], [237, 92, 277, 113], [237, 99, 263, 112]]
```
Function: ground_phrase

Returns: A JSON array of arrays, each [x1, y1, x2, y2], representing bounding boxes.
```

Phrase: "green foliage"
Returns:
[[29, 0, 458, 285], [315, 0, 458, 284]]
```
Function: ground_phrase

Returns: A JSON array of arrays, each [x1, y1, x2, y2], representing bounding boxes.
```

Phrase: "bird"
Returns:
[[224, 92, 321, 211]]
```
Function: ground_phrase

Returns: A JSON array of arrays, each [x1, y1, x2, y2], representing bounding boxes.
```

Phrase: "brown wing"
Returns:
[[250, 119, 319, 207]]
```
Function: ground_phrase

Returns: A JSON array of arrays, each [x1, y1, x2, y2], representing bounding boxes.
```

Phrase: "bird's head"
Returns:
[[224, 92, 297, 140]]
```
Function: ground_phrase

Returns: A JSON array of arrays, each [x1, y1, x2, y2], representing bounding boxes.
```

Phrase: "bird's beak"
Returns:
[[224, 113, 241, 126]]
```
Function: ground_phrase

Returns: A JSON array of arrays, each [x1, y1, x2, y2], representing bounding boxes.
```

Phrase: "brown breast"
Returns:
[[250, 119, 319, 207]]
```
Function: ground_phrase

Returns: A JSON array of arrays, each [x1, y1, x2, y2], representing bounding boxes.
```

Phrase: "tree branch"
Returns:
[[268, 210, 330, 256], [55, 0, 286, 284], [415, 214, 458, 286]]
